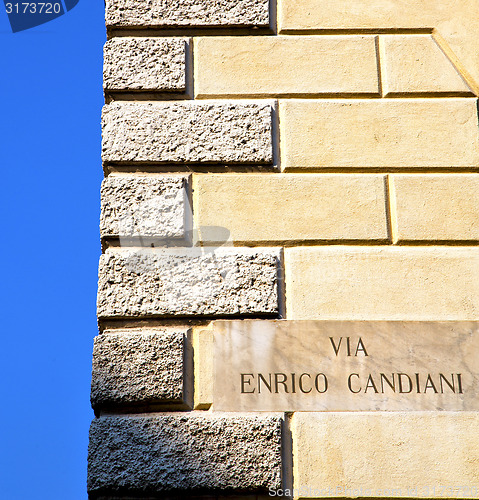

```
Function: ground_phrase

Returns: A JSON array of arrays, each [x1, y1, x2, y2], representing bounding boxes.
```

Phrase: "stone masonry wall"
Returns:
[[88, 0, 479, 498]]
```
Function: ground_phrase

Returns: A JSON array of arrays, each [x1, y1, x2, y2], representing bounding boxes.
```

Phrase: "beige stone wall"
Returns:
[[192, 4, 479, 496], [188, 6, 479, 321], [90, 0, 479, 498]]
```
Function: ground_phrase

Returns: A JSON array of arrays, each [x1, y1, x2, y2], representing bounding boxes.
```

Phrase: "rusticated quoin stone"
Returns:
[[97, 248, 280, 318], [100, 175, 188, 241], [105, 0, 269, 28], [90, 330, 188, 410], [101, 102, 273, 164], [87, 414, 282, 493], [103, 38, 187, 92]]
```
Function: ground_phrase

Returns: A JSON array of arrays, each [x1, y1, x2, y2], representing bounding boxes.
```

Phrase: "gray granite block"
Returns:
[[97, 247, 280, 318], [101, 101, 273, 164], [105, 0, 269, 28], [90, 330, 189, 410], [103, 38, 187, 92], [87, 413, 282, 493], [100, 175, 188, 243]]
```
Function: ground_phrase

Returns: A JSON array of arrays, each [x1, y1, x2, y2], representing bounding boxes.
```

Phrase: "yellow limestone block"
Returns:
[[278, 0, 479, 93], [192, 326, 213, 410], [380, 35, 472, 95], [292, 412, 479, 499], [193, 174, 388, 243], [392, 174, 479, 242], [194, 36, 379, 97], [279, 0, 442, 30], [285, 246, 479, 320], [279, 99, 479, 170]]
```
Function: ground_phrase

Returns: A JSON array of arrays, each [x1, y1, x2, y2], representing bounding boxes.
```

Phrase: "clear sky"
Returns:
[[0, 1, 105, 498]]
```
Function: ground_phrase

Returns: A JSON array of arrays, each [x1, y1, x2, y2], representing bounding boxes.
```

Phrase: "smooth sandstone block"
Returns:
[[97, 247, 281, 319], [87, 413, 282, 493], [279, 99, 479, 170], [279, 0, 440, 31], [102, 101, 273, 164], [292, 412, 479, 498], [103, 38, 187, 92], [194, 36, 379, 97], [193, 174, 388, 243], [100, 174, 189, 243], [277, 0, 479, 93], [285, 247, 479, 320], [392, 175, 479, 241], [380, 35, 472, 95], [192, 326, 213, 410], [106, 0, 269, 28], [90, 330, 190, 410]]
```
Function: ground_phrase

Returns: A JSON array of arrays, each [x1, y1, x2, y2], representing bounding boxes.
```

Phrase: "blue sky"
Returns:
[[0, 1, 105, 497]]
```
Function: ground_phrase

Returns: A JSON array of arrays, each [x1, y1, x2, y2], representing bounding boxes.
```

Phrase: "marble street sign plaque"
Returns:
[[212, 320, 479, 411]]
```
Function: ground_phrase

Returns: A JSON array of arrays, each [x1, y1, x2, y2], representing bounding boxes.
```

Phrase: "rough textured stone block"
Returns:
[[103, 38, 187, 92], [193, 174, 388, 243], [285, 247, 479, 320], [100, 174, 188, 242], [380, 35, 471, 95], [280, 99, 479, 170], [278, 0, 479, 93], [392, 175, 479, 241], [97, 248, 280, 319], [90, 330, 189, 410], [106, 0, 269, 28], [292, 412, 479, 498], [102, 102, 273, 164], [87, 413, 282, 494], [194, 36, 379, 97]]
